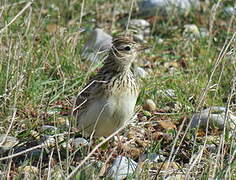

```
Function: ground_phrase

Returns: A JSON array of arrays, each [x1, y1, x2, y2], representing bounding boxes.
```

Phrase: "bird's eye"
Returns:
[[123, 45, 131, 51]]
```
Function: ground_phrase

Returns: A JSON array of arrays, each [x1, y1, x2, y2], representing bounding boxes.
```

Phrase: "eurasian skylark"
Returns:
[[73, 36, 145, 137]]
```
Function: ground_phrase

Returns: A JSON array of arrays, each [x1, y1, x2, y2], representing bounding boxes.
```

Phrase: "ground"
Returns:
[[0, 0, 235, 179]]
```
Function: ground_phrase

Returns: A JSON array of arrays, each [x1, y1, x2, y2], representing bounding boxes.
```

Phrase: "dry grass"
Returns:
[[0, 0, 235, 179]]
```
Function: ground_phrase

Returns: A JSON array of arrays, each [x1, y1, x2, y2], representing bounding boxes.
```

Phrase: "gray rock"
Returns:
[[199, 27, 209, 38], [41, 134, 65, 148], [41, 125, 58, 134], [129, 19, 151, 42], [139, 153, 165, 162], [190, 107, 236, 130], [41, 135, 56, 148], [82, 28, 112, 62], [183, 24, 200, 38], [60, 141, 72, 150], [107, 156, 137, 180], [157, 38, 164, 44], [129, 19, 150, 29], [133, 34, 145, 42], [138, 0, 200, 16], [0, 134, 19, 153], [206, 144, 217, 153], [134, 67, 149, 78], [224, 6, 236, 16], [71, 137, 89, 148]]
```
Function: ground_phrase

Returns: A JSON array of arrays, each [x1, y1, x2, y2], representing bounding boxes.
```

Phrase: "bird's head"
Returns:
[[109, 36, 147, 68]]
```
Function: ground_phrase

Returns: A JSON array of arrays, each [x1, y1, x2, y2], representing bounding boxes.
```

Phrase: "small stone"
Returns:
[[60, 141, 72, 150], [138, 0, 200, 16], [133, 34, 145, 42], [82, 28, 112, 62], [128, 19, 150, 41], [139, 153, 165, 162], [157, 38, 164, 44], [190, 106, 236, 130], [143, 99, 156, 111], [18, 166, 39, 178], [183, 24, 200, 38], [41, 136, 56, 147], [0, 134, 19, 153], [71, 137, 89, 148], [224, 6, 236, 16], [107, 156, 137, 180], [199, 28, 209, 38], [41, 125, 58, 134], [206, 144, 217, 153], [129, 19, 150, 29], [134, 67, 149, 78]]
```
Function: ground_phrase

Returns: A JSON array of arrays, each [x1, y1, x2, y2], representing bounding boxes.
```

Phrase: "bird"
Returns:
[[73, 36, 146, 137]]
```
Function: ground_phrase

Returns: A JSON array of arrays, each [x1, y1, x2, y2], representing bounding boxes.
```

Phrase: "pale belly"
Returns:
[[77, 94, 137, 137]]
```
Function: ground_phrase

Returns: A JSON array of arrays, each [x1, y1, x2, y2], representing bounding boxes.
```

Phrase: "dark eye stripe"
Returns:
[[118, 45, 131, 51]]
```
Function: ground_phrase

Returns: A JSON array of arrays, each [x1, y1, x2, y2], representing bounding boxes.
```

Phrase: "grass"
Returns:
[[0, 0, 236, 179]]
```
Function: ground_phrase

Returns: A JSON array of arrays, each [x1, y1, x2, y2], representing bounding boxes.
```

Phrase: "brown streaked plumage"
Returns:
[[73, 36, 142, 137]]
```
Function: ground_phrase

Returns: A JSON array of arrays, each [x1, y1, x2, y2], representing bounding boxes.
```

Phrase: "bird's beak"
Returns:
[[137, 44, 149, 51]]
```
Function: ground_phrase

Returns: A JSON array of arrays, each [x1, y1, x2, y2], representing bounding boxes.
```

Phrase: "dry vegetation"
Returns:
[[0, 0, 235, 179]]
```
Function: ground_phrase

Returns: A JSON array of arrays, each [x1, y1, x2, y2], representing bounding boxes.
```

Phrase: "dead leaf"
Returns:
[[122, 145, 142, 158], [151, 132, 173, 142], [157, 120, 177, 130], [46, 24, 59, 33], [135, 138, 149, 148]]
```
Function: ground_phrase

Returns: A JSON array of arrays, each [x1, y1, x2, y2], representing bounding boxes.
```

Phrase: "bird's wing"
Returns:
[[73, 72, 106, 115]]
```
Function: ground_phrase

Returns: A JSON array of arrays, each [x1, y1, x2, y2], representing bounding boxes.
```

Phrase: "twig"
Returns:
[[0, 1, 27, 9], [0, 144, 44, 161], [65, 116, 136, 179], [0, 108, 17, 146], [0, 132, 72, 161], [47, 148, 55, 180], [196, 32, 236, 111], [125, 0, 135, 33], [0, 1, 33, 34], [79, 0, 85, 27], [72, 80, 107, 112], [186, 147, 204, 176]]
